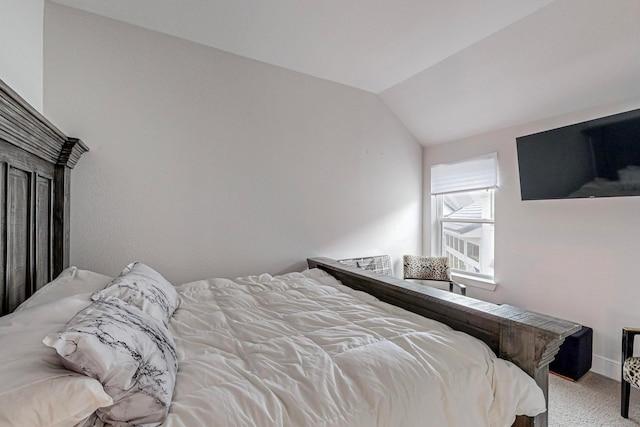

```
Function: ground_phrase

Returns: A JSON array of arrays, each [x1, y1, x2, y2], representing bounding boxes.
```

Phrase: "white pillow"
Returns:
[[43, 297, 178, 426], [0, 375, 112, 427], [15, 266, 112, 312], [0, 295, 113, 427], [92, 262, 180, 324]]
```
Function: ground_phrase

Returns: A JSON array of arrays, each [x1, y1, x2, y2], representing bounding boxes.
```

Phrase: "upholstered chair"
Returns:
[[402, 255, 466, 296], [622, 327, 640, 417]]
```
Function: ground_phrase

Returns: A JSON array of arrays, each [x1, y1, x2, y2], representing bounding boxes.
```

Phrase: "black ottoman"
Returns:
[[550, 326, 593, 381]]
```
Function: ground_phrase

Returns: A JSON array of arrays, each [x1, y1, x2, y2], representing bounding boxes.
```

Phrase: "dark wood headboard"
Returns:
[[308, 257, 581, 427], [0, 79, 88, 315]]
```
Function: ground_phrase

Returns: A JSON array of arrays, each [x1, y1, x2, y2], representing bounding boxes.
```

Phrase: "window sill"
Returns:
[[451, 272, 497, 291]]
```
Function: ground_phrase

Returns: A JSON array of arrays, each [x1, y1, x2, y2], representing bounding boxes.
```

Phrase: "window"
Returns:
[[436, 190, 494, 279], [467, 242, 479, 262], [431, 153, 497, 280]]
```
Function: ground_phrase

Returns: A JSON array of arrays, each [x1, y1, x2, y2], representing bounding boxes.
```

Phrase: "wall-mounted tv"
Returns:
[[516, 108, 640, 200]]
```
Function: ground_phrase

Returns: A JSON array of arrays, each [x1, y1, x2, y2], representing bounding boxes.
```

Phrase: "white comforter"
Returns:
[[164, 268, 545, 427]]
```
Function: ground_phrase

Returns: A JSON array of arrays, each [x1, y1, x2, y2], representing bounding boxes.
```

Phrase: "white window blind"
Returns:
[[430, 152, 498, 195]]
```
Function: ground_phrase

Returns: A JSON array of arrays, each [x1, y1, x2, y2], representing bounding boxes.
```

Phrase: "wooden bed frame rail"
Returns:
[[308, 257, 581, 427]]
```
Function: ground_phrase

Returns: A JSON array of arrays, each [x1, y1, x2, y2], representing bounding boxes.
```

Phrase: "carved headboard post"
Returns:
[[0, 79, 88, 314], [54, 137, 88, 276]]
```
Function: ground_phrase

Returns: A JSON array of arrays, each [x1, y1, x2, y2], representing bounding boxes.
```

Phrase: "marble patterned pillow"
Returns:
[[43, 297, 178, 426], [92, 262, 180, 325]]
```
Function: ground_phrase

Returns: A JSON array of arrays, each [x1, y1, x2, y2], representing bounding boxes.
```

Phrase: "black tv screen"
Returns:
[[516, 108, 640, 200]]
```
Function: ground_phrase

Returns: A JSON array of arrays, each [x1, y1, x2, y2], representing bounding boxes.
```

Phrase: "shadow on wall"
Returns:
[[275, 261, 309, 276]]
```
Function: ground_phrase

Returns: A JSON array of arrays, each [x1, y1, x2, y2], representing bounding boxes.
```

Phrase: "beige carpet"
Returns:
[[549, 371, 640, 426]]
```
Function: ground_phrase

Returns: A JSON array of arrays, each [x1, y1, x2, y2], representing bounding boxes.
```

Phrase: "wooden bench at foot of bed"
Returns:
[[308, 257, 581, 427]]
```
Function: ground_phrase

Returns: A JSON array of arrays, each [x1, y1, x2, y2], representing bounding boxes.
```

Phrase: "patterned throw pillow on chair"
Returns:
[[624, 357, 640, 387], [403, 255, 450, 281]]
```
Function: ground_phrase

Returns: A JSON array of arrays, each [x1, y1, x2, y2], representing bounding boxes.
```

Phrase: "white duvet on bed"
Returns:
[[162, 268, 545, 427]]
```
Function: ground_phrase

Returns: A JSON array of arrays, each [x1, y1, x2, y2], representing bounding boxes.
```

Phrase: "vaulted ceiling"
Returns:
[[50, 0, 640, 145]]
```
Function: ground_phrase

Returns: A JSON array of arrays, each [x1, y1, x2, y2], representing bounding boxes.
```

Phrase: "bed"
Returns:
[[0, 78, 580, 427]]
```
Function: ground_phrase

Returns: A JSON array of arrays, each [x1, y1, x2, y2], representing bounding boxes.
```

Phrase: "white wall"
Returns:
[[0, 0, 44, 111], [424, 97, 640, 380], [43, 3, 422, 284]]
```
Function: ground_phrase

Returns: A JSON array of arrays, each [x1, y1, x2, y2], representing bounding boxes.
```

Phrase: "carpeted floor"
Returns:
[[549, 371, 640, 426]]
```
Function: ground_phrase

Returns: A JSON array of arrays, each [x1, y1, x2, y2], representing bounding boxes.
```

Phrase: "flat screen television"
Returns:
[[516, 108, 640, 200]]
